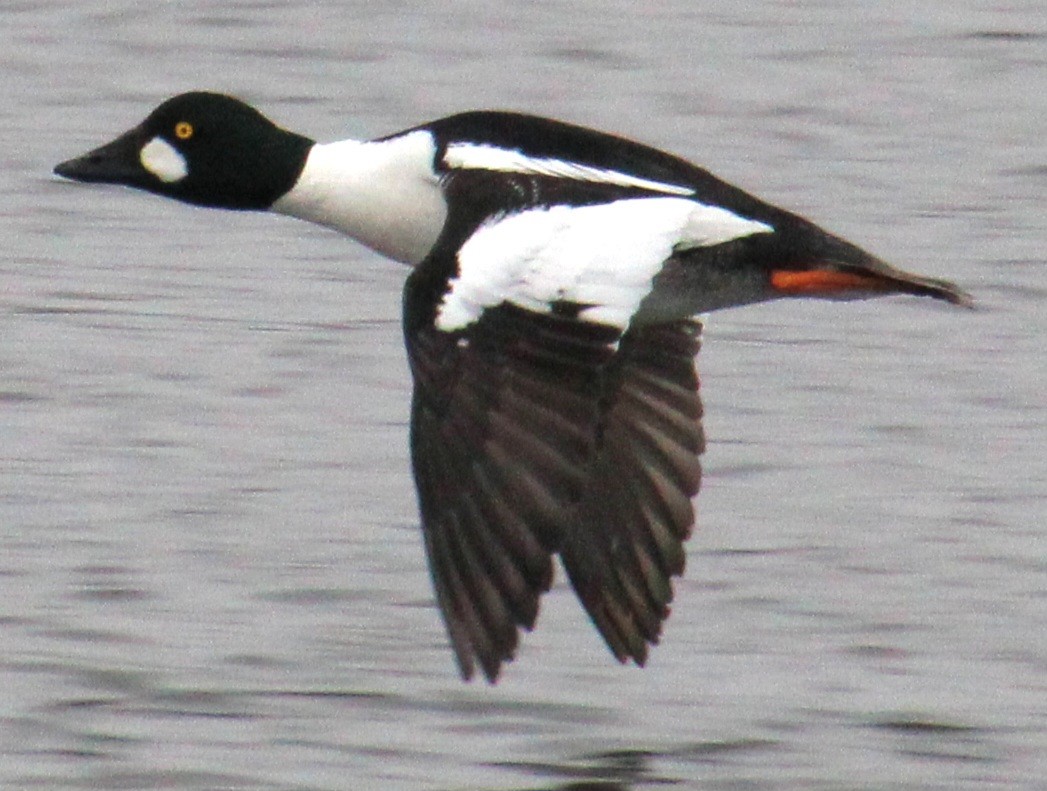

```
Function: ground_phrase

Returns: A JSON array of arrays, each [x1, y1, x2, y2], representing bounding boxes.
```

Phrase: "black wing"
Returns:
[[421, 110, 798, 227], [404, 268, 704, 682], [557, 321, 704, 666]]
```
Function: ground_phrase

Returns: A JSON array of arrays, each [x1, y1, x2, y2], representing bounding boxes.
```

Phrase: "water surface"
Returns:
[[2, 2, 1045, 789]]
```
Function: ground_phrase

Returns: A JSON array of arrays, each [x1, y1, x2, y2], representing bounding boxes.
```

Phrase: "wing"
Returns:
[[405, 284, 621, 681], [557, 320, 704, 665], [422, 110, 783, 220], [404, 261, 704, 681]]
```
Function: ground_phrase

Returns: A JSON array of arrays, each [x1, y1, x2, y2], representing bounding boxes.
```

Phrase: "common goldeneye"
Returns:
[[54, 92, 972, 682]]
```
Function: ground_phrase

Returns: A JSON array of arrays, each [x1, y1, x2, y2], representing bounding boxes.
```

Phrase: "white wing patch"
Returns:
[[444, 142, 696, 196], [436, 197, 773, 332]]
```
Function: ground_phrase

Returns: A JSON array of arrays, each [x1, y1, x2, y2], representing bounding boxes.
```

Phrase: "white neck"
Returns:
[[271, 131, 447, 265]]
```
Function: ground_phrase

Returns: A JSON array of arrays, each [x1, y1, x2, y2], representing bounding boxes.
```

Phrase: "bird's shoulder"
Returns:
[[404, 110, 722, 201]]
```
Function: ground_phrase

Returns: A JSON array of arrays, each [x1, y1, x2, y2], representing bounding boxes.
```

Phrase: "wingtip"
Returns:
[[479, 660, 505, 685], [453, 645, 509, 684]]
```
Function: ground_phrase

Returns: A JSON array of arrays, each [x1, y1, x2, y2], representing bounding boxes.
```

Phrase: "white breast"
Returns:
[[436, 197, 773, 331], [272, 131, 447, 265]]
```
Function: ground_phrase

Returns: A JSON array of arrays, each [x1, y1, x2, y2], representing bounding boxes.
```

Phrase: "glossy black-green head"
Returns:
[[54, 92, 314, 210]]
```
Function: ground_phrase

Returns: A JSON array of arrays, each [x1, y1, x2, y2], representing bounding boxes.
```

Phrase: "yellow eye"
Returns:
[[174, 121, 194, 140]]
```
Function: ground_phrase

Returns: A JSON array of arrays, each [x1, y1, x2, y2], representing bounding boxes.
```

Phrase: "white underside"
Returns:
[[272, 131, 446, 265], [437, 197, 773, 331]]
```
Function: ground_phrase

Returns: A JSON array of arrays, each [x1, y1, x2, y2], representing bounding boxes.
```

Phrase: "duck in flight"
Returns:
[[54, 92, 972, 682]]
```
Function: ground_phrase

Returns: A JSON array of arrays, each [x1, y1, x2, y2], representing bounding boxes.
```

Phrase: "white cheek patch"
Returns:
[[139, 136, 188, 183], [436, 197, 773, 332]]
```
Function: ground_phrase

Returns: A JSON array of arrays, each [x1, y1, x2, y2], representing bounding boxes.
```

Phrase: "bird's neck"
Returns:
[[271, 131, 448, 265]]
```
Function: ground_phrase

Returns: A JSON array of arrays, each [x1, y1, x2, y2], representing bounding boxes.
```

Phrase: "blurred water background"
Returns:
[[2, 2, 1045, 789]]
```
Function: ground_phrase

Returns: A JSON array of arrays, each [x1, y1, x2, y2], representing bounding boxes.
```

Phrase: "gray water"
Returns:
[[3, 2, 1046, 789]]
